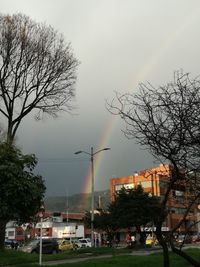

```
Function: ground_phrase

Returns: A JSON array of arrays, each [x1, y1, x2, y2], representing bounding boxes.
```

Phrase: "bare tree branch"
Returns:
[[107, 70, 200, 267], [0, 13, 79, 143]]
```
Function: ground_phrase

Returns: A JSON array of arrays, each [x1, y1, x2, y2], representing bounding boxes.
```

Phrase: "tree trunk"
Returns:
[[6, 121, 14, 144], [159, 237, 170, 267], [156, 226, 170, 267], [0, 219, 8, 250]]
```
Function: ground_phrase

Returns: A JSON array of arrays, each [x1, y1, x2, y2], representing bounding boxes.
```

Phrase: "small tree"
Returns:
[[84, 186, 161, 247], [110, 185, 162, 245], [0, 143, 45, 250], [84, 210, 117, 247], [0, 13, 79, 143], [107, 71, 200, 267]]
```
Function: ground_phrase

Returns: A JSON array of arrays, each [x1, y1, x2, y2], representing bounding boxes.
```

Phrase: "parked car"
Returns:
[[145, 235, 158, 246], [20, 239, 59, 254], [58, 239, 76, 251], [193, 234, 200, 244], [75, 238, 92, 248], [4, 239, 19, 249], [175, 234, 192, 245]]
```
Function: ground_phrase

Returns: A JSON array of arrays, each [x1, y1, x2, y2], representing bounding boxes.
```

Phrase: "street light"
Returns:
[[38, 203, 45, 266], [75, 147, 110, 247]]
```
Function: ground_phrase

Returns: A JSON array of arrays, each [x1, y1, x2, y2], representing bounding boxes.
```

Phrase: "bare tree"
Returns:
[[0, 13, 79, 143], [107, 71, 200, 267]]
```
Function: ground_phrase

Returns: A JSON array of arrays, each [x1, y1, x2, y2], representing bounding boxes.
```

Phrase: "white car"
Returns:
[[75, 238, 92, 248]]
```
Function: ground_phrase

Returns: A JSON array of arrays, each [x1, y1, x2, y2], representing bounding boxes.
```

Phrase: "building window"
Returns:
[[115, 183, 134, 192], [140, 181, 152, 188], [170, 208, 187, 214], [158, 181, 169, 188], [172, 190, 184, 197], [8, 231, 15, 238]]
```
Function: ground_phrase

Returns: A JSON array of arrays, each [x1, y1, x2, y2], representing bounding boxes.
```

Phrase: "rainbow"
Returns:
[[81, 115, 118, 198], [80, 7, 200, 207]]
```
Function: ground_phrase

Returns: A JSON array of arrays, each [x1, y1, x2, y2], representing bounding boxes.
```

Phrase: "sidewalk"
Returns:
[[43, 254, 113, 266], [36, 244, 200, 266], [41, 248, 162, 266]]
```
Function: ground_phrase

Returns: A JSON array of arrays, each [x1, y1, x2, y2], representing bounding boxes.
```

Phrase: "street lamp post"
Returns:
[[75, 146, 110, 247], [38, 204, 45, 266]]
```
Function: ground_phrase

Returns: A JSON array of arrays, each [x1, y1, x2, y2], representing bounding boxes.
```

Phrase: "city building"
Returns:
[[6, 212, 86, 242], [110, 164, 198, 234]]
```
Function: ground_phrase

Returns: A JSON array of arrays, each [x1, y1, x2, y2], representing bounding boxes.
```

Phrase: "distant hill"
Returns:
[[44, 190, 110, 213]]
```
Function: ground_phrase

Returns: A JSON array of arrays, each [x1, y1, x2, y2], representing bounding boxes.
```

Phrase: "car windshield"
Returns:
[[25, 240, 39, 246], [80, 240, 87, 243]]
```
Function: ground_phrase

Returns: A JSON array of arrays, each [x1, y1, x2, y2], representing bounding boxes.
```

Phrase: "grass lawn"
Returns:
[[0, 247, 199, 267]]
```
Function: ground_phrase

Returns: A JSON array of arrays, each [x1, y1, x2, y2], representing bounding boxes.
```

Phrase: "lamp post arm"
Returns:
[[82, 151, 91, 156], [75, 147, 110, 157], [74, 150, 91, 156], [93, 148, 110, 156]]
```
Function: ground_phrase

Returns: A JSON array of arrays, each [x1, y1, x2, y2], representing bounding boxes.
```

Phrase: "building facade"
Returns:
[[110, 164, 198, 234], [6, 212, 86, 242]]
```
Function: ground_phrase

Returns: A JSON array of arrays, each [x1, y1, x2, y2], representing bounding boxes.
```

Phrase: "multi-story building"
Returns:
[[110, 164, 198, 234]]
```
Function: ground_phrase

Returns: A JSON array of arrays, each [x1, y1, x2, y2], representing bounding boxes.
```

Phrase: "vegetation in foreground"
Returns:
[[0, 247, 199, 267]]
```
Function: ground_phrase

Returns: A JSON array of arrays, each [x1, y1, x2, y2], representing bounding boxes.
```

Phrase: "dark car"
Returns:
[[175, 234, 192, 245], [4, 239, 19, 249], [193, 234, 200, 244], [20, 239, 59, 254]]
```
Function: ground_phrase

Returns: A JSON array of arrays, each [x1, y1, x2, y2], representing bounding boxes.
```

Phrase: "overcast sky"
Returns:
[[1, 0, 200, 196]]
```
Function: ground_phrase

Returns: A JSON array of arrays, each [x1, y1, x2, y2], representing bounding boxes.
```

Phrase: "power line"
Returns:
[[37, 157, 89, 164]]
